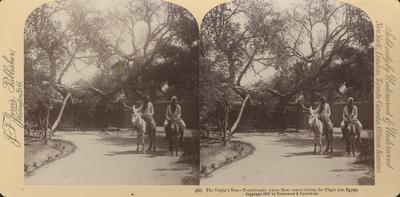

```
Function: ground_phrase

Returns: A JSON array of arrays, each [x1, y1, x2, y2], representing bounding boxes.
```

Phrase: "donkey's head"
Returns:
[[308, 106, 318, 126], [131, 105, 141, 123], [169, 120, 180, 137]]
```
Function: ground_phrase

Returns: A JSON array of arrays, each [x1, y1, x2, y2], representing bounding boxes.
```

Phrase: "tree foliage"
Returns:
[[24, 0, 199, 135], [200, 0, 374, 137]]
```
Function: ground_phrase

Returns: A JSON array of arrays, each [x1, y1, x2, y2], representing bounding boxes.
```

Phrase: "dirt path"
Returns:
[[25, 128, 197, 185], [201, 129, 373, 185]]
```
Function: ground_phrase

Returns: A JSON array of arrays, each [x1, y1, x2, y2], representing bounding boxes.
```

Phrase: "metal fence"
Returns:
[[52, 100, 371, 132], [53, 100, 198, 131], [228, 101, 373, 132]]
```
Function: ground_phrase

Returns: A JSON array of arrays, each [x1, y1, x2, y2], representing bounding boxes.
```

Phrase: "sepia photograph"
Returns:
[[200, 0, 374, 185], [24, 0, 199, 185], [2, 0, 400, 196]]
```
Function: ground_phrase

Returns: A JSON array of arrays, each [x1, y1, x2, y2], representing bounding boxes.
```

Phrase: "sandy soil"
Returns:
[[25, 128, 198, 185], [201, 129, 374, 185]]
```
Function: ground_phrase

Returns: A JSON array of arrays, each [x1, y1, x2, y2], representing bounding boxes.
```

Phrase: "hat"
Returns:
[[143, 95, 150, 101], [347, 97, 354, 102]]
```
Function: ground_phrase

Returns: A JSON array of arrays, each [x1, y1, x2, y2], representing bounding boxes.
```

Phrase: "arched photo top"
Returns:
[[199, 0, 374, 186], [24, 0, 200, 186]]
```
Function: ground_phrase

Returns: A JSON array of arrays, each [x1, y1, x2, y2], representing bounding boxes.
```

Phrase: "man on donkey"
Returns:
[[316, 97, 333, 131], [340, 97, 362, 156], [138, 95, 156, 130], [164, 96, 186, 152], [316, 96, 334, 152], [138, 95, 157, 151]]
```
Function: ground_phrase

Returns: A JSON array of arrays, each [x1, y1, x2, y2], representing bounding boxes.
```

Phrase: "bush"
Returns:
[[358, 137, 374, 165], [180, 137, 199, 165]]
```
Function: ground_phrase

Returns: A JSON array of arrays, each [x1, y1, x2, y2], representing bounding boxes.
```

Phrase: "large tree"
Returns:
[[25, 0, 105, 140], [200, 0, 373, 139], [200, 0, 289, 140], [258, 0, 374, 103], [87, 0, 199, 102], [25, 0, 199, 139]]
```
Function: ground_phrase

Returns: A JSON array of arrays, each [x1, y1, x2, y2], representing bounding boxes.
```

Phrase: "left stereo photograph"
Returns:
[[24, 0, 199, 185]]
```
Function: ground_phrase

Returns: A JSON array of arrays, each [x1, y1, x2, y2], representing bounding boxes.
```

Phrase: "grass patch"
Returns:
[[179, 137, 200, 165], [356, 138, 374, 166], [200, 139, 254, 177], [24, 138, 76, 177]]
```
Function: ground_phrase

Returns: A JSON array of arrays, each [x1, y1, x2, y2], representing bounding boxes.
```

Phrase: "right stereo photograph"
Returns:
[[199, 0, 374, 185]]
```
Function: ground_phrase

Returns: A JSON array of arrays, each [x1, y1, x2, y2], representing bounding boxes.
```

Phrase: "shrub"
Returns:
[[358, 137, 374, 165]]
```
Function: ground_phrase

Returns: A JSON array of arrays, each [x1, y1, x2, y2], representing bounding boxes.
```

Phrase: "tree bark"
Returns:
[[230, 94, 250, 135], [44, 107, 50, 144], [50, 92, 71, 132], [222, 107, 229, 145], [236, 49, 257, 86]]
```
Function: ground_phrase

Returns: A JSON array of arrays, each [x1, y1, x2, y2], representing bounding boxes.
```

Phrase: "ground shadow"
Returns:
[[331, 168, 367, 172], [97, 132, 171, 150], [154, 167, 191, 171], [94, 135, 138, 147], [283, 150, 346, 158], [100, 132, 198, 160], [103, 146, 172, 157], [104, 150, 143, 156], [283, 151, 316, 157], [276, 137, 316, 148], [321, 151, 346, 159], [275, 133, 348, 155], [145, 150, 171, 157]]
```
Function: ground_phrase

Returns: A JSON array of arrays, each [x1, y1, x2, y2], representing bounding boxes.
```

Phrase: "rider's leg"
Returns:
[[150, 117, 156, 147], [151, 118, 156, 151], [350, 136, 355, 156], [355, 120, 362, 152], [171, 134, 175, 155], [319, 136, 322, 155], [138, 130, 144, 152], [329, 131, 333, 152], [342, 121, 350, 154], [345, 136, 351, 155], [164, 120, 169, 139], [141, 116, 152, 151], [320, 120, 330, 152], [340, 120, 346, 140], [313, 136, 317, 154], [179, 119, 185, 146], [324, 118, 334, 152]]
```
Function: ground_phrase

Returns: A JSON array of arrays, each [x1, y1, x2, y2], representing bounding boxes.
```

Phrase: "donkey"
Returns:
[[308, 107, 323, 155], [168, 119, 180, 156], [131, 106, 146, 154], [324, 121, 334, 153], [147, 119, 156, 152], [344, 119, 362, 157]]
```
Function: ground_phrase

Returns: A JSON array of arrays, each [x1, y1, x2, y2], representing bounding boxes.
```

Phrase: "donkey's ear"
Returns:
[[309, 106, 312, 112], [132, 105, 136, 110]]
